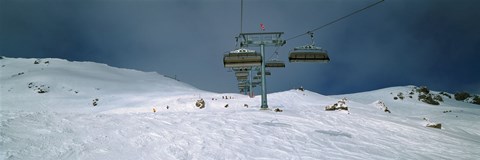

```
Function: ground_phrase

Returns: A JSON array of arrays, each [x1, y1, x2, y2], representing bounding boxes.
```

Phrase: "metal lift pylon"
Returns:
[[239, 32, 285, 109]]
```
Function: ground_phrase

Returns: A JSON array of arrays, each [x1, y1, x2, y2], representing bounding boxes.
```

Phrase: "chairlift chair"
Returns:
[[252, 80, 261, 85], [266, 52, 286, 68], [232, 67, 251, 72], [235, 71, 249, 77], [266, 59, 286, 68], [224, 48, 262, 68], [256, 71, 271, 76], [288, 32, 330, 63], [238, 82, 248, 88], [289, 45, 330, 62], [240, 86, 251, 92], [236, 75, 248, 81]]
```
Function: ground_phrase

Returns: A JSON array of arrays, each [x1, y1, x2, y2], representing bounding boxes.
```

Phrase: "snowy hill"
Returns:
[[0, 57, 205, 113], [1, 57, 479, 159]]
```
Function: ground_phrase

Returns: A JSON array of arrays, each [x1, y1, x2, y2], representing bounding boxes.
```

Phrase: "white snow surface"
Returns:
[[1, 57, 479, 159]]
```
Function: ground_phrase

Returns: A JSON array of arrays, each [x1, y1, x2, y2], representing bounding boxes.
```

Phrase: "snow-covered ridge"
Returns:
[[1, 57, 479, 159], [0, 57, 205, 112]]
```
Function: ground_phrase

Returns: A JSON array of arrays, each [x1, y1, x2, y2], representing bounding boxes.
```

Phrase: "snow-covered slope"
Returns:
[[0, 57, 206, 113], [1, 57, 479, 159]]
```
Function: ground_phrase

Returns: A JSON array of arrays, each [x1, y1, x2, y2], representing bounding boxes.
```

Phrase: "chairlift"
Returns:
[[238, 82, 248, 88], [232, 67, 251, 72], [252, 80, 261, 85], [224, 48, 262, 68], [235, 71, 249, 77], [253, 74, 271, 80], [289, 32, 330, 63], [256, 71, 271, 76], [265, 52, 285, 68], [240, 87, 250, 91], [236, 75, 248, 81], [266, 60, 286, 68]]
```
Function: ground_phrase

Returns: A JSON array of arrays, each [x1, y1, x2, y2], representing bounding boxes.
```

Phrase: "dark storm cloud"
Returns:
[[1, 0, 479, 94], [270, 0, 480, 94]]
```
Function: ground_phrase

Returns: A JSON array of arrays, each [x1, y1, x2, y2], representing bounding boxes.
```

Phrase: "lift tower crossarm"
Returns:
[[239, 32, 286, 48]]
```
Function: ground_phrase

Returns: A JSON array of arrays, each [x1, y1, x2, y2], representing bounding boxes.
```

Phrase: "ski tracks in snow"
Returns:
[[2, 105, 480, 160]]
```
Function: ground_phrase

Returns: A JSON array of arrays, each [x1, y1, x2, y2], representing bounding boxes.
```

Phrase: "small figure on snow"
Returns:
[[384, 107, 391, 113], [92, 98, 99, 107]]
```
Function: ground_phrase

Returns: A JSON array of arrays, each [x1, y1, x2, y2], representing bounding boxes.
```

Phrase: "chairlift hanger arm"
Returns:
[[286, 0, 385, 41], [308, 31, 315, 46]]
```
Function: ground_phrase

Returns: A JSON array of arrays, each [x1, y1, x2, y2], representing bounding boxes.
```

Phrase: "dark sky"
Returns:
[[1, 0, 479, 95]]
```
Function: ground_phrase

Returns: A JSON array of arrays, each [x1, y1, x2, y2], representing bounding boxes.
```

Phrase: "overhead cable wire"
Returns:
[[285, 0, 385, 41]]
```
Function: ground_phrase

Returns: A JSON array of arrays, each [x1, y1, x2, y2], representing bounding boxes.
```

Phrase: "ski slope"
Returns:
[[1, 57, 479, 159]]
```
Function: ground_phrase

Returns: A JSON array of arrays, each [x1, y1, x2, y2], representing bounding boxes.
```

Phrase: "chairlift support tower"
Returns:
[[239, 32, 286, 109], [222, 0, 383, 111]]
